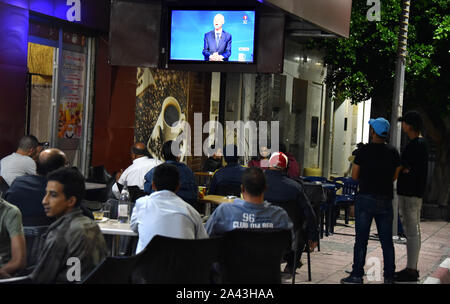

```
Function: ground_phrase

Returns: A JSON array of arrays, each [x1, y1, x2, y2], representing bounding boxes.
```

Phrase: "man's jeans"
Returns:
[[351, 194, 395, 279], [398, 195, 422, 270]]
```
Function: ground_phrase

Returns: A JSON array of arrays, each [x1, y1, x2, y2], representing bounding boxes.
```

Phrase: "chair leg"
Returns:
[[291, 249, 296, 285], [307, 248, 312, 282], [344, 206, 349, 224]]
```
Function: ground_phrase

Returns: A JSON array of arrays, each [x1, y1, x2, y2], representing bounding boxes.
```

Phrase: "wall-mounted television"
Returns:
[[169, 9, 256, 64]]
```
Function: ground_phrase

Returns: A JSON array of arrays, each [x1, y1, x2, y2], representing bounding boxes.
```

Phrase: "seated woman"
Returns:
[[248, 145, 270, 170]]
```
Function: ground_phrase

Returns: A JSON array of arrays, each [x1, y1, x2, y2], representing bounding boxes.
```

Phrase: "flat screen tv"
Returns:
[[169, 9, 256, 64]]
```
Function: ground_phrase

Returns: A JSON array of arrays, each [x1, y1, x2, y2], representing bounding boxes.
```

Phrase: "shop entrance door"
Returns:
[[27, 20, 94, 175]]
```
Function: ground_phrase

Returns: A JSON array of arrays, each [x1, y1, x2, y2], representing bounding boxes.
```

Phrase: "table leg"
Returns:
[[111, 235, 120, 256], [205, 203, 211, 217]]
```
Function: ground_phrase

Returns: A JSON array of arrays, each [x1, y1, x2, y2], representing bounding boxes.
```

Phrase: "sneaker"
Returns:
[[340, 275, 363, 284], [394, 268, 419, 282]]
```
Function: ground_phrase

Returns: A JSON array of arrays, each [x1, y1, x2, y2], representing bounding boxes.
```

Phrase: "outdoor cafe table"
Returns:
[[198, 195, 235, 216], [98, 219, 137, 256], [85, 182, 107, 190]]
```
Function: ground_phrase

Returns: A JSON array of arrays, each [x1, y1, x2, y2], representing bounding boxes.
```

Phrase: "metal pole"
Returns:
[[390, 0, 411, 147], [391, 0, 411, 237]]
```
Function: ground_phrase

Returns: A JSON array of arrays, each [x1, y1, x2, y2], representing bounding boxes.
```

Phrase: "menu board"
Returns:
[[57, 50, 86, 139]]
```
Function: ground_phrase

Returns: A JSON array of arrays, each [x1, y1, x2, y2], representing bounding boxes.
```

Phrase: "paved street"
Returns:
[[282, 218, 450, 284]]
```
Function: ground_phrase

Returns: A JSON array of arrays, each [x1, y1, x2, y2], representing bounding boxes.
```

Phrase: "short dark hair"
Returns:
[[131, 146, 148, 157], [47, 167, 85, 206], [161, 140, 178, 161], [18, 135, 39, 151], [241, 167, 266, 196], [153, 163, 179, 192], [36, 151, 67, 176]]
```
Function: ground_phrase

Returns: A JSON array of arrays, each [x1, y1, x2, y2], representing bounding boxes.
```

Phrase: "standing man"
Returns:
[[341, 118, 401, 284], [0, 135, 39, 186], [394, 111, 428, 283], [112, 142, 161, 199], [202, 13, 232, 61]]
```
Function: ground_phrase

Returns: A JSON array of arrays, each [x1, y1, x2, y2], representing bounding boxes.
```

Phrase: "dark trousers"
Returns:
[[351, 194, 395, 279], [285, 230, 305, 269]]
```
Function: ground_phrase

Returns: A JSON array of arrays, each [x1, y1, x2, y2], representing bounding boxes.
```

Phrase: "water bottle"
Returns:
[[118, 181, 130, 223]]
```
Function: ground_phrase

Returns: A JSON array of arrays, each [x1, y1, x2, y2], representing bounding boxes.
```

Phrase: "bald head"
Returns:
[[37, 148, 68, 176], [131, 142, 148, 160]]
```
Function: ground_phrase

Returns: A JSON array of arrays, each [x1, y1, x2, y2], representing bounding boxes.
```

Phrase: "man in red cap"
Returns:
[[264, 152, 319, 275]]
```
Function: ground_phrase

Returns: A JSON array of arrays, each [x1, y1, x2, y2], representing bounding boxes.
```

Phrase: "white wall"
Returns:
[[282, 51, 327, 174]]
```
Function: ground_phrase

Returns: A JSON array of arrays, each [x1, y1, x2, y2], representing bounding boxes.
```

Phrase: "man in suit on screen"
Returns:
[[202, 13, 232, 61]]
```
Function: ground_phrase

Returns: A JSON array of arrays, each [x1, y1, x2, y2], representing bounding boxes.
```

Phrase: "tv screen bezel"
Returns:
[[167, 7, 258, 67]]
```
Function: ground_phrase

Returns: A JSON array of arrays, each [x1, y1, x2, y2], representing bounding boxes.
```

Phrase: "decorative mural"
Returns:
[[135, 68, 188, 160]]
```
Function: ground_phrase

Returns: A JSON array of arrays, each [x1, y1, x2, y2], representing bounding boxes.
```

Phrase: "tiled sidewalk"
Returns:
[[281, 219, 450, 284]]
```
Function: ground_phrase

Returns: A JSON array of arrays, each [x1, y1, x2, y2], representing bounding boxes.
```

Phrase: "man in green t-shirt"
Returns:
[[0, 198, 26, 278]]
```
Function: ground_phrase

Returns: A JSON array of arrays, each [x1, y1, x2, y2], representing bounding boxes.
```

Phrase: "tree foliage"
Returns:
[[308, 0, 449, 130], [309, 0, 450, 207]]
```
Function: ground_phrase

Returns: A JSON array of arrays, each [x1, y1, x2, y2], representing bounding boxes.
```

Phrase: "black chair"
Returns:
[[220, 229, 291, 284], [212, 182, 241, 197], [332, 177, 358, 229], [116, 184, 147, 203], [0, 176, 9, 198], [270, 200, 313, 282], [131, 235, 223, 284], [81, 254, 141, 284], [23, 225, 49, 268]]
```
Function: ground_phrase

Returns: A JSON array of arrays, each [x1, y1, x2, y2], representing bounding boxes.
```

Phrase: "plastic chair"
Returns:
[[23, 225, 49, 268], [81, 254, 141, 284], [270, 200, 313, 282], [211, 182, 241, 197], [303, 176, 330, 183], [221, 229, 292, 284], [332, 177, 358, 230], [0, 176, 9, 198], [131, 235, 223, 284]]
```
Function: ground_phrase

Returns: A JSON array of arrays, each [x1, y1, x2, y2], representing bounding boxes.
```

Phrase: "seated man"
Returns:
[[131, 163, 208, 254], [0, 135, 40, 186], [264, 152, 319, 274], [202, 145, 223, 173], [29, 167, 108, 283], [279, 142, 301, 179], [0, 198, 26, 278], [207, 145, 246, 196], [112, 142, 161, 199], [205, 167, 293, 237], [5, 148, 68, 226], [144, 141, 198, 207]]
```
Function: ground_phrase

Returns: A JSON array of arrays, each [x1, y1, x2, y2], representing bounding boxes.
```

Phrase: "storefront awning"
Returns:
[[266, 0, 352, 38]]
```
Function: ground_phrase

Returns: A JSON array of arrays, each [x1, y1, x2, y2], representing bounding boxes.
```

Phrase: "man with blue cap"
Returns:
[[341, 117, 401, 284]]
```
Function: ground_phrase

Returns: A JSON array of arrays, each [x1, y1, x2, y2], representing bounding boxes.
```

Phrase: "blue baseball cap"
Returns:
[[369, 118, 390, 138]]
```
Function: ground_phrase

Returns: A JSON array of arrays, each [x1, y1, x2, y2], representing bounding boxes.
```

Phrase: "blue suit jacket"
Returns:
[[202, 30, 232, 61]]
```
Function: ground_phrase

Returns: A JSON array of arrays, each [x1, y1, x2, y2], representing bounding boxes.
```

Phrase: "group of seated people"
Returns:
[[0, 135, 318, 283], [0, 135, 107, 282]]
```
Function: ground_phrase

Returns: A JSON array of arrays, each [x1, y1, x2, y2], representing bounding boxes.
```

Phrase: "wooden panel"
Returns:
[[292, 78, 308, 114], [91, 36, 137, 174], [186, 72, 211, 172]]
